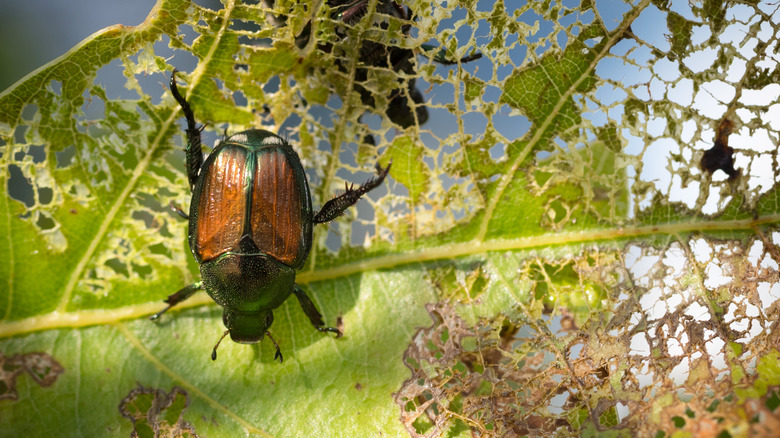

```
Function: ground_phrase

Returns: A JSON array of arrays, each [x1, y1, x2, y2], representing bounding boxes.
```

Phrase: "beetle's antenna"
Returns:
[[211, 330, 230, 361], [265, 331, 283, 363]]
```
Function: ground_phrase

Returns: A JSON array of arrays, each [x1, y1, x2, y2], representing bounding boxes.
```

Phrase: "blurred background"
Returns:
[[0, 0, 164, 91]]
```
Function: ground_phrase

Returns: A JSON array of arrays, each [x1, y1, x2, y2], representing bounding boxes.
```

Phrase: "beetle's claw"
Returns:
[[318, 326, 343, 338], [168, 202, 189, 220], [149, 305, 170, 321], [265, 331, 283, 364], [377, 160, 392, 176]]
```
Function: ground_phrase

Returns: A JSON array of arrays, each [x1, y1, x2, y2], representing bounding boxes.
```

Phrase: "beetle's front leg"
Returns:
[[150, 281, 203, 320], [312, 162, 391, 223], [170, 69, 205, 191], [293, 285, 342, 337]]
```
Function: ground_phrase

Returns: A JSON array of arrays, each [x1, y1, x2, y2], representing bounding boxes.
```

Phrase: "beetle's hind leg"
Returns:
[[150, 281, 203, 321], [312, 161, 391, 224], [170, 69, 205, 191], [419, 43, 483, 65], [293, 285, 342, 337]]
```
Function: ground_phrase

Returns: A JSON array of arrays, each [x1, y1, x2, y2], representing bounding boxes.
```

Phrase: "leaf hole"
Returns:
[[7, 165, 35, 208], [55, 145, 77, 168]]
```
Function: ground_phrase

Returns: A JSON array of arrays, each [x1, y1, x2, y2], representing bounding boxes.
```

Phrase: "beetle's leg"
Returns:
[[312, 161, 392, 224], [170, 69, 204, 191], [211, 329, 230, 361], [168, 202, 189, 220], [293, 285, 342, 337], [149, 281, 203, 321], [419, 44, 483, 65], [265, 331, 283, 363]]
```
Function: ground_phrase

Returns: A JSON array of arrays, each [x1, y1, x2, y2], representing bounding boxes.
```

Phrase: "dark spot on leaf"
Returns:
[[119, 385, 199, 438], [766, 389, 780, 411], [0, 352, 64, 402], [701, 118, 738, 179], [355, 382, 362, 391], [527, 415, 543, 429]]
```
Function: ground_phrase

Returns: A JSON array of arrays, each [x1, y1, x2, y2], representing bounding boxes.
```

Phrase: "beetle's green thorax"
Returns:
[[201, 251, 296, 312], [201, 251, 294, 344]]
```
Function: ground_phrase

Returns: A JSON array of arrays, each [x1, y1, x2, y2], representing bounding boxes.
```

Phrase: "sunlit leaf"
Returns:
[[1, 0, 779, 436]]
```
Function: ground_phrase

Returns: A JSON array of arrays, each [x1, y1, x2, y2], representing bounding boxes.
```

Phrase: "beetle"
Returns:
[[322, 0, 482, 143], [151, 70, 391, 362], [266, 0, 481, 144]]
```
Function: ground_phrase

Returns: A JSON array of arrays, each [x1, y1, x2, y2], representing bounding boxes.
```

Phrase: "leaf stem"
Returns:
[[2, 214, 777, 338]]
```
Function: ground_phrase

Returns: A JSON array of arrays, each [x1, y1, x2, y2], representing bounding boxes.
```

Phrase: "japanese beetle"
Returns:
[[151, 70, 391, 362], [268, 0, 481, 144], [325, 0, 481, 141]]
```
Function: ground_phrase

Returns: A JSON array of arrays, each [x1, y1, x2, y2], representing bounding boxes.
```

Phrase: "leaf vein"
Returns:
[[114, 322, 274, 438], [475, 0, 652, 241]]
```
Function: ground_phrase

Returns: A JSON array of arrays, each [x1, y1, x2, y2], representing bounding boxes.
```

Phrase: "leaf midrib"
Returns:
[[4, 214, 776, 338]]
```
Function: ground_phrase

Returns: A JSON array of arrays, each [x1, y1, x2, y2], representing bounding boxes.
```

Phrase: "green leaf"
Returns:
[[1, 0, 779, 436]]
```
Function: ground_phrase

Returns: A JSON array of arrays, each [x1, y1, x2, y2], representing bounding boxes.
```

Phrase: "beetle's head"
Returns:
[[223, 310, 273, 344]]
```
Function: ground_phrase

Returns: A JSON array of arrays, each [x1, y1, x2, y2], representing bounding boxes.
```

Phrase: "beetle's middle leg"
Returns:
[[312, 161, 391, 223], [150, 281, 203, 321], [168, 202, 189, 220], [170, 69, 205, 191], [293, 285, 342, 337]]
